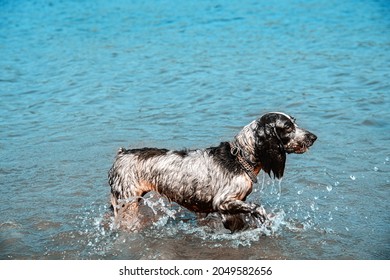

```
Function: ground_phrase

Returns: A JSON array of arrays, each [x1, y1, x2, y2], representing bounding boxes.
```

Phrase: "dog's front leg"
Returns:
[[218, 200, 267, 232], [221, 213, 248, 232], [218, 200, 267, 223], [218, 200, 267, 220]]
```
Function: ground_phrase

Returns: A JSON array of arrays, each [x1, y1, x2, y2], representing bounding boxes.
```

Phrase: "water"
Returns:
[[1, 0, 389, 260]]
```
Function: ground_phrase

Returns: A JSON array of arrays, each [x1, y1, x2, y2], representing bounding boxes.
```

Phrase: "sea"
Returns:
[[1, 0, 389, 259]]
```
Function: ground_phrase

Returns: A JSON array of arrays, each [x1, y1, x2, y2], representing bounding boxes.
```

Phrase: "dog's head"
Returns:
[[254, 112, 317, 179]]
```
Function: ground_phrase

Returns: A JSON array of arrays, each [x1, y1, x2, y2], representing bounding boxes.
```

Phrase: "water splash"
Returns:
[[145, 206, 288, 248], [76, 180, 327, 258], [259, 172, 283, 198]]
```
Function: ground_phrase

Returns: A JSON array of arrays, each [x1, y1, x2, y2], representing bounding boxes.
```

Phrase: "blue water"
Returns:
[[1, 0, 389, 259]]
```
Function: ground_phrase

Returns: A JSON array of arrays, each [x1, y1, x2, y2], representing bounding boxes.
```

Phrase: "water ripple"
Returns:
[[1, 0, 389, 260]]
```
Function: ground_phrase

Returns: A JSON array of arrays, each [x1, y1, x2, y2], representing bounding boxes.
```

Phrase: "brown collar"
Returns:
[[230, 143, 258, 183]]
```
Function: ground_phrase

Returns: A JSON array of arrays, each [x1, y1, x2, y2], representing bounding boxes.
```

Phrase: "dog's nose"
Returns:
[[309, 133, 317, 143]]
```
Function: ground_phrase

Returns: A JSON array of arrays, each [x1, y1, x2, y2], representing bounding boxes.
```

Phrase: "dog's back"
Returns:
[[109, 144, 251, 216]]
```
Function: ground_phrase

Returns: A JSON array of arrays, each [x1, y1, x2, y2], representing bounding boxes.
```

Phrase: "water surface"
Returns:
[[1, 0, 389, 259]]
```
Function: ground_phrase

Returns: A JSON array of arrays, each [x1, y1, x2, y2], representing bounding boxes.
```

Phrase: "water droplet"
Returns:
[[350, 175, 356, 180], [373, 166, 379, 171], [345, 227, 349, 232], [326, 185, 333, 192], [334, 181, 340, 186]]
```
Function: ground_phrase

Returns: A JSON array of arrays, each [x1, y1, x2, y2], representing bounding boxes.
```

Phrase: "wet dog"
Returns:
[[108, 112, 317, 232]]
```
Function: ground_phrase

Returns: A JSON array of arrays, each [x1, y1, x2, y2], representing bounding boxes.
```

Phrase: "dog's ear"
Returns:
[[256, 124, 286, 179]]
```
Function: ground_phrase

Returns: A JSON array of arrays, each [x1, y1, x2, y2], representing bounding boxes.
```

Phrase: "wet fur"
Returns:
[[108, 112, 317, 232]]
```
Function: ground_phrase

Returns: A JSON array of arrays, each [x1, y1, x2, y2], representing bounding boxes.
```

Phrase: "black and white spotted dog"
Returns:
[[108, 112, 317, 232]]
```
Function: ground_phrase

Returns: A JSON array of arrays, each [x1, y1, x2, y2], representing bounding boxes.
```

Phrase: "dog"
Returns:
[[108, 112, 317, 232]]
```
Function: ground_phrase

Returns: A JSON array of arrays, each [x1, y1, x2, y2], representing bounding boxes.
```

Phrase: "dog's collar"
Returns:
[[230, 143, 258, 183]]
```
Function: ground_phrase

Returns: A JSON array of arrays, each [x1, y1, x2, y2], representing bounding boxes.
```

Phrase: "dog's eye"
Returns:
[[284, 123, 294, 132]]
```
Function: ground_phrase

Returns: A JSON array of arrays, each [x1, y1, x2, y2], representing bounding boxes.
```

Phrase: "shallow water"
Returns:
[[1, 0, 389, 259]]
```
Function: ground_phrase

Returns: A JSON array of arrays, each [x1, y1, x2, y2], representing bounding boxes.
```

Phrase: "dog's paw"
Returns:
[[251, 205, 267, 224]]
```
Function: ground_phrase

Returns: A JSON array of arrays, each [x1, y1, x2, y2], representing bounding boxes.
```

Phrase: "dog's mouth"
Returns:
[[293, 146, 309, 154], [285, 147, 307, 154], [285, 142, 313, 154]]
